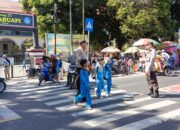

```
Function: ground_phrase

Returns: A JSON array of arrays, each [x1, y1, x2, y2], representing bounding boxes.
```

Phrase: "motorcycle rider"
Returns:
[[65, 40, 88, 90], [41, 57, 52, 81]]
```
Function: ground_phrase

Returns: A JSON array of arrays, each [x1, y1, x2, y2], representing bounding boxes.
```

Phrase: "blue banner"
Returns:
[[0, 12, 33, 27]]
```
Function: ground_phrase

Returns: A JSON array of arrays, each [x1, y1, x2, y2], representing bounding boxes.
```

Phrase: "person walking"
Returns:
[[74, 59, 92, 110], [2, 55, 10, 80], [55, 54, 62, 83], [144, 42, 159, 98], [95, 58, 104, 98], [66, 40, 88, 88], [104, 58, 114, 97]]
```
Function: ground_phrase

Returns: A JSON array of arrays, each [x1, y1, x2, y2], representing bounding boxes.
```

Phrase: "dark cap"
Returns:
[[79, 40, 87, 45]]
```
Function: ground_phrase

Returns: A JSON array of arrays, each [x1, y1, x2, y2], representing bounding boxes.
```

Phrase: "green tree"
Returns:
[[107, 0, 176, 40], [21, 0, 125, 49]]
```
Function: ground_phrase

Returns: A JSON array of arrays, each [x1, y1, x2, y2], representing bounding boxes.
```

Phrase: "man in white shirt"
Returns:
[[144, 42, 159, 98], [73, 40, 88, 65]]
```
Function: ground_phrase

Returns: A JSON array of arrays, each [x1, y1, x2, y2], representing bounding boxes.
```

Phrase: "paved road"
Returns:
[[0, 71, 180, 130]]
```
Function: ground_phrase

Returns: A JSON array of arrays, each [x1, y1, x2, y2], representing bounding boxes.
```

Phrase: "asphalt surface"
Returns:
[[0, 71, 180, 130]]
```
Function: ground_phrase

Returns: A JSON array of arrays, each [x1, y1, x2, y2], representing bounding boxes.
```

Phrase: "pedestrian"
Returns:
[[2, 54, 10, 80], [95, 58, 104, 98], [65, 40, 88, 89], [55, 54, 62, 83], [104, 58, 114, 97], [74, 59, 92, 110], [144, 42, 159, 98]]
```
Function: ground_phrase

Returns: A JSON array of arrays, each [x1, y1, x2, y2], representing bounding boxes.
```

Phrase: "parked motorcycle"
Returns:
[[163, 61, 174, 77], [26, 66, 40, 78], [156, 61, 174, 77], [38, 69, 56, 86], [0, 77, 6, 93]]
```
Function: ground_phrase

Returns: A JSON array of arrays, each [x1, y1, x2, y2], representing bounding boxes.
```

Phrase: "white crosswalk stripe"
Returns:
[[46, 89, 128, 106], [56, 94, 132, 111], [9, 81, 179, 130], [71, 97, 152, 117], [112, 108, 180, 130], [84, 100, 176, 127]]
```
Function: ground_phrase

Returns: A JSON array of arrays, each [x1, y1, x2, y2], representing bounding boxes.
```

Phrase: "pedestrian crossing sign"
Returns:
[[85, 18, 94, 32]]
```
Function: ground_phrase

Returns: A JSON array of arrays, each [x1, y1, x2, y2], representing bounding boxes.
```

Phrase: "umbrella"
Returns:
[[125, 47, 139, 54], [133, 38, 160, 47], [162, 41, 177, 47], [101, 46, 121, 53]]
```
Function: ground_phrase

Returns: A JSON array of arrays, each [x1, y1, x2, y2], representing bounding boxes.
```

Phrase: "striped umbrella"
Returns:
[[101, 46, 121, 53], [133, 38, 160, 47]]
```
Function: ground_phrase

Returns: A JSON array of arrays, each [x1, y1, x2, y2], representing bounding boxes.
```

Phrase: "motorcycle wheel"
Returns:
[[164, 68, 174, 77], [0, 81, 6, 93]]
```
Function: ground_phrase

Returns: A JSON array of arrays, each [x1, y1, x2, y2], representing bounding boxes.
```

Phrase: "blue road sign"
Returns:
[[85, 18, 94, 32]]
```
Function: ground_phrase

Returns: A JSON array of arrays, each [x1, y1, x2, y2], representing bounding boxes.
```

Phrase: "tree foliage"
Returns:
[[107, 0, 176, 40], [21, 0, 125, 49]]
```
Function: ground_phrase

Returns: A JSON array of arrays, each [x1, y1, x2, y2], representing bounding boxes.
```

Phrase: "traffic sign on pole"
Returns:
[[85, 18, 94, 32]]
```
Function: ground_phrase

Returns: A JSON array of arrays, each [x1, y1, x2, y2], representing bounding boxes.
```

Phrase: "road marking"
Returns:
[[72, 97, 151, 117], [56, 93, 132, 111], [46, 89, 127, 106], [84, 100, 176, 127], [37, 91, 76, 101], [0, 104, 21, 123], [20, 86, 67, 96], [25, 89, 76, 99], [14, 85, 64, 93], [45, 98, 73, 105], [112, 108, 180, 130]]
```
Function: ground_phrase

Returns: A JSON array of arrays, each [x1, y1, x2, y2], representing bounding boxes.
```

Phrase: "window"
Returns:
[[3, 44, 8, 51]]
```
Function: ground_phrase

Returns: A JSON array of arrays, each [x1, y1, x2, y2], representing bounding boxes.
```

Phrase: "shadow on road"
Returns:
[[160, 94, 180, 98]]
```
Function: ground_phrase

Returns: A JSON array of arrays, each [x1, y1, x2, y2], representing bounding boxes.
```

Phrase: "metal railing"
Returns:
[[0, 65, 30, 78]]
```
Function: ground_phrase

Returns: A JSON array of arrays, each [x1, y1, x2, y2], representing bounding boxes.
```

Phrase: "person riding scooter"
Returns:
[[38, 57, 53, 86], [41, 57, 52, 81]]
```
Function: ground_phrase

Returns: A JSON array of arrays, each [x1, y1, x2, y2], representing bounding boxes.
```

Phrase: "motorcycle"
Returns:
[[156, 60, 174, 77], [26, 67, 36, 78], [0, 77, 6, 93], [163, 61, 174, 77], [38, 68, 57, 86], [66, 64, 78, 89], [26, 66, 40, 78]]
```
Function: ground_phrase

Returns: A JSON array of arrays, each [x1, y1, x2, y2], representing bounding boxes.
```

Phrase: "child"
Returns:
[[104, 58, 114, 97], [74, 59, 92, 110], [95, 58, 104, 98]]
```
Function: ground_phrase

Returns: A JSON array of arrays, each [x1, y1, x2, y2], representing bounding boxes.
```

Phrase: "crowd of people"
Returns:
[[2, 39, 180, 110]]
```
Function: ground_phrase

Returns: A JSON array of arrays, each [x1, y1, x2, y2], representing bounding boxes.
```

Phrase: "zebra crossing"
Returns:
[[8, 82, 180, 130]]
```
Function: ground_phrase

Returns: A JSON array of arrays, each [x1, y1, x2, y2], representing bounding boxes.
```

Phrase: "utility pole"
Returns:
[[54, 3, 57, 55], [82, 0, 85, 40], [69, 0, 73, 54]]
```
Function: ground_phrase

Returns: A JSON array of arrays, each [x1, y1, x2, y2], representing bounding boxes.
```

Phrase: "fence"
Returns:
[[0, 65, 30, 78]]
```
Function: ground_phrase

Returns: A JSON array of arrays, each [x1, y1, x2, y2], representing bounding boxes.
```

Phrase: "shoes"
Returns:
[[86, 106, 93, 110], [147, 89, 154, 96], [151, 90, 159, 98], [97, 95, 103, 98], [106, 93, 110, 97], [74, 99, 78, 105]]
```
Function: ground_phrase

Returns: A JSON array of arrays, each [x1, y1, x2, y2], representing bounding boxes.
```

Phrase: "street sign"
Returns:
[[85, 18, 94, 32]]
